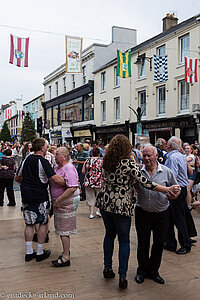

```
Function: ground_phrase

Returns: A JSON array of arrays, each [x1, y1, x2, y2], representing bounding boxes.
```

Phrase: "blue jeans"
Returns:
[[101, 210, 131, 278]]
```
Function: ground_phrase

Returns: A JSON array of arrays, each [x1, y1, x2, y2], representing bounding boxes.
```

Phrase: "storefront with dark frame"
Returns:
[[95, 121, 129, 145], [130, 115, 197, 145], [42, 81, 94, 144]]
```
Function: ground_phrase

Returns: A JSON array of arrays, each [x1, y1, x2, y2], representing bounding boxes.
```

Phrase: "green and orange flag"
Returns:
[[117, 50, 131, 78]]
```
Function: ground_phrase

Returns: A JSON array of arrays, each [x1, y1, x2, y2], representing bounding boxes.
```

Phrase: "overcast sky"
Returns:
[[0, 0, 199, 106]]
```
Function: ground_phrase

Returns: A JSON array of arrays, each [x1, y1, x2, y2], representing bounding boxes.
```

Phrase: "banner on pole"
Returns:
[[66, 36, 83, 73]]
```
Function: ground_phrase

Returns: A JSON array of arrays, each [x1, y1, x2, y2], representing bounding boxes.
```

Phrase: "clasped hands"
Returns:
[[1, 165, 9, 170], [166, 185, 180, 199]]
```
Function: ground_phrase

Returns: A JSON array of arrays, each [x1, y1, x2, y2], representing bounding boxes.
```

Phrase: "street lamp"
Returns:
[[134, 54, 153, 71]]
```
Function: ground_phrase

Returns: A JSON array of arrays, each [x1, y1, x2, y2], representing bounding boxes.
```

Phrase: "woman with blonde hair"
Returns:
[[96, 134, 179, 289], [48, 146, 57, 156], [50, 147, 80, 267]]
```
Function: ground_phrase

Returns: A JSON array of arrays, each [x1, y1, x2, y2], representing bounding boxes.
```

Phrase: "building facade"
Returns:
[[94, 13, 200, 145], [1, 100, 23, 141], [42, 26, 137, 145], [23, 94, 45, 136]]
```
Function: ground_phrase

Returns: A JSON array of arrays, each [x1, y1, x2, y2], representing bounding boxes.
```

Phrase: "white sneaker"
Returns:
[[96, 211, 101, 217], [89, 214, 95, 219]]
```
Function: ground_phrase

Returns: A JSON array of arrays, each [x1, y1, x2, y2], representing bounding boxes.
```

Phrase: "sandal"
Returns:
[[51, 256, 70, 267]]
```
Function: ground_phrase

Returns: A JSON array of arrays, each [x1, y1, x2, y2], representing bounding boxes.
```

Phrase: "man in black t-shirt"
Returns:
[[16, 138, 65, 262]]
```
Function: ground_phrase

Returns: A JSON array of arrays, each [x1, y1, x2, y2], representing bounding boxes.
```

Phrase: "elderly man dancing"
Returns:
[[134, 145, 178, 284], [15, 138, 65, 262]]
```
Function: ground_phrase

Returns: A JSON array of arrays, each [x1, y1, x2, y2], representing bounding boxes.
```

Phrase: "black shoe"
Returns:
[[52, 256, 70, 267], [7, 203, 16, 206], [176, 247, 191, 255], [32, 233, 38, 242], [103, 268, 115, 278], [190, 238, 197, 244], [36, 250, 51, 262], [150, 274, 165, 284], [119, 277, 128, 289], [25, 251, 36, 262], [135, 274, 144, 284], [163, 243, 176, 252]]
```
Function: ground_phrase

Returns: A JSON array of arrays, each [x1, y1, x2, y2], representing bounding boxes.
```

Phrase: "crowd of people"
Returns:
[[0, 135, 199, 290]]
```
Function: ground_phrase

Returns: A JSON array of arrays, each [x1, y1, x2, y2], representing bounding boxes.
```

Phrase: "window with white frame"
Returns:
[[31, 102, 35, 112], [157, 45, 166, 56], [114, 67, 120, 87], [101, 72, 106, 91], [49, 86, 52, 99], [180, 34, 189, 64], [82, 66, 86, 84], [35, 100, 38, 111], [101, 101, 106, 123], [114, 97, 120, 122], [72, 75, 75, 89], [139, 58, 146, 78], [157, 86, 166, 115], [55, 82, 58, 97], [138, 90, 146, 117], [63, 77, 66, 93], [179, 80, 190, 111]]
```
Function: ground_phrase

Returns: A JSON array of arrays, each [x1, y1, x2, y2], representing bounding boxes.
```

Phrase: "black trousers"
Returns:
[[77, 168, 86, 200], [165, 187, 191, 249], [135, 206, 169, 276], [0, 178, 16, 206]]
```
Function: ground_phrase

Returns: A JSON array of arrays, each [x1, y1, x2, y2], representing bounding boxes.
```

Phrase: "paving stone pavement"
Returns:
[[0, 191, 200, 300]]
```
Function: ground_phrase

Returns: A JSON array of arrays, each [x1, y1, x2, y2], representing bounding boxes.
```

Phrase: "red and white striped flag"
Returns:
[[9, 34, 29, 67], [185, 57, 198, 83], [17, 110, 23, 119]]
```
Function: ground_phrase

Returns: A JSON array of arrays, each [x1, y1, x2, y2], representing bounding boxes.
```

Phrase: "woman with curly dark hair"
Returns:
[[96, 134, 179, 289]]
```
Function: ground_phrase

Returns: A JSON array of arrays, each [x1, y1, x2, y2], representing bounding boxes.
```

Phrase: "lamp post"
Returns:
[[128, 106, 143, 135], [134, 55, 153, 71]]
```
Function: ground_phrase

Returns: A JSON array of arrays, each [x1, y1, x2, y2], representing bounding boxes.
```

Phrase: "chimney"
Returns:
[[162, 13, 178, 32]]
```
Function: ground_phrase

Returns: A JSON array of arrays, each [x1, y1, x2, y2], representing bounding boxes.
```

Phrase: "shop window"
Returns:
[[157, 86, 166, 115], [179, 80, 189, 111], [101, 72, 106, 91], [114, 67, 120, 87], [138, 90, 146, 117], [101, 101, 106, 123], [139, 58, 146, 78], [114, 97, 120, 122], [179, 34, 189, 64], [157, 45, 166, 56], [84, 95, 93, 121]]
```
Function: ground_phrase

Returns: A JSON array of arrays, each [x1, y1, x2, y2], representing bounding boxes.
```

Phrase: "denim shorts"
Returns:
[[188, 169, 196, 181]]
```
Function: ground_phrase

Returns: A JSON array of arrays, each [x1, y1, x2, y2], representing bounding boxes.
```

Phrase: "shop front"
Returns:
[[71, 125, 94, 143], [95, 122, 129, 145], [140, 116, 197, 144], [50, 130, 62, 145]]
